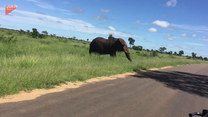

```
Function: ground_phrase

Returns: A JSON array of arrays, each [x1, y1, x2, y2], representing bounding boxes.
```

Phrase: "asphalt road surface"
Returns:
[[1, 64, 208, 117]]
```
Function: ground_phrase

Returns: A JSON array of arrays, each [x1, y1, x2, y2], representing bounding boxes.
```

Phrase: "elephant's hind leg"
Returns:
[[89, 47, 92, 54], [110, 52, 116, 57]]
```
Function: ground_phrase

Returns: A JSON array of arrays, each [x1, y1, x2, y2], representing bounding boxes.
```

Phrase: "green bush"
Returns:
[[31, 28, 39, 38], [151, 51, 158, 57], [0, 34, 17, 43], [132, 45, 143, 51]]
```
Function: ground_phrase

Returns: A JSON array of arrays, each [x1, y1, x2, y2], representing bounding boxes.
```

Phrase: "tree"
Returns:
[[19, 29, 25, 34], [167, 51, 173, 55], [128, 37, 135, 48], [192, 52, 197, 58], [39, 34, 44, 38], [178, 50, 184, 56], [159, 47, 167, 53], [72, 36, 76, 40], [173, 52, 177, 55], [152, 51, 158, 57], [87, 39, 89, 42], [38, 31, 48, 39], [26, 30, 30, 33], [198, 56, 203, 60], [204, 57, 208, 61], [42, 31, 48, 35], [132, 45, 143, 51], [108, 34, 113, 39], [31, 28, 39, 38]]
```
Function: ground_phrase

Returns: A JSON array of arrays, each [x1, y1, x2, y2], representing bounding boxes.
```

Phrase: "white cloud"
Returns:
[[25, 0, 37, 2], [181, 33, 187, 37], [136, 20, 148, 25], [108, 26, 116, 31], [166, 34, 173, 41], [172, 24, 208, 34], [136, 20, 142, 24], [94, 15, 108, 21], [166, 0, 177, 7], [62, 12, 74, 16], [1, 9, 138, 38], [148, 28, 158, 32], [152, 20, 170, 28], [192, 34, 197, 38], [25, 0, 72, 16], [167, 38, 173, 41], [25, 0, 55, 10], [199, 36, 208, 41], [185, 42, 205, 46], [70, 7, 85, 13], [167, 34, 172, 37], [100, 9, 111, 13]]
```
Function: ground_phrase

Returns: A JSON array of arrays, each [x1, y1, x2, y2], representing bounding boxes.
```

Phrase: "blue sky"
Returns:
[[0, 0, 208, 57]]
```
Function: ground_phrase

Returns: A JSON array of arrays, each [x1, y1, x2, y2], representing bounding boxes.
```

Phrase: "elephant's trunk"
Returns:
[[123, 46, 132, 62], [125, 52, 132, 62]]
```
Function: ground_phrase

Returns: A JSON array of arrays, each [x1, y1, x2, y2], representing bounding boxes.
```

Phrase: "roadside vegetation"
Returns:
[[0, 28, 207, 97]]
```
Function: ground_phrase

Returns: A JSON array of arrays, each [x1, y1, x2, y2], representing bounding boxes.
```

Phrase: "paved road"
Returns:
[[1, 64, 208, 117]]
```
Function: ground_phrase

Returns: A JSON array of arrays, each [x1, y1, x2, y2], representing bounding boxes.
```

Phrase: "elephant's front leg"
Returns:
[[110, 51, 116, 57]]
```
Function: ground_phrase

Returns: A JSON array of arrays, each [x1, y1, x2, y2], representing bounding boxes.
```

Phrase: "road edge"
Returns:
[[0, 66, 174, 104]]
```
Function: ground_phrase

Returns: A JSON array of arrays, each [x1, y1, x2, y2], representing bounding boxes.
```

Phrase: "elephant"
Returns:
[[89, 37, 132, 61]]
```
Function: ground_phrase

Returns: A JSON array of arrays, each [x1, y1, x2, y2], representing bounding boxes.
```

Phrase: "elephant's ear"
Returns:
[[117, 38, 132, 61], [118, 39, 127, 46], [118, 39, 130, 54]]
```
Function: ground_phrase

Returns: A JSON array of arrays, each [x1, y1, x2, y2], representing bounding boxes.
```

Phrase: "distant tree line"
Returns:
[[19, 28, 48, 39], [128, 37, 208, 61], [16, 29, 208, 61], [18, 28, 90, 44]]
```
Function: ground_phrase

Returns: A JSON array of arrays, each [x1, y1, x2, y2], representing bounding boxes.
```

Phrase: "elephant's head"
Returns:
[[114, 38, 132, 62]]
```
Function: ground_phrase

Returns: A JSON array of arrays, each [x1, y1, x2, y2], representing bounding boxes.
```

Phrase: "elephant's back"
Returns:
[[90, 37, 108, 47], [91, 37, 107, 43], [90, 37, 109, 54]]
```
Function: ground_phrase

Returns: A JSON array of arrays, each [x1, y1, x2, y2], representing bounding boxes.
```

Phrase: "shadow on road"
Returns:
[[132, 71, 208, 98]]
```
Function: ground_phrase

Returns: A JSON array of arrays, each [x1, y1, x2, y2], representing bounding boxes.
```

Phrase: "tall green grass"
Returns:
[[0, 28, 207, 97]]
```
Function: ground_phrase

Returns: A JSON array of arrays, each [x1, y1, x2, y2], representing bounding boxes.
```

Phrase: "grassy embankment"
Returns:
[[0, 28, 207, 97]]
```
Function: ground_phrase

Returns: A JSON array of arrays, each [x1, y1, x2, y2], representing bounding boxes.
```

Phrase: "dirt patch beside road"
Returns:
[[0, 66, 173, 104]]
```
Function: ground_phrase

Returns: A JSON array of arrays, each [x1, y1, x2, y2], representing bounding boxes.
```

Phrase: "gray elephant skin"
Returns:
[[89, 37, 132, 62]]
